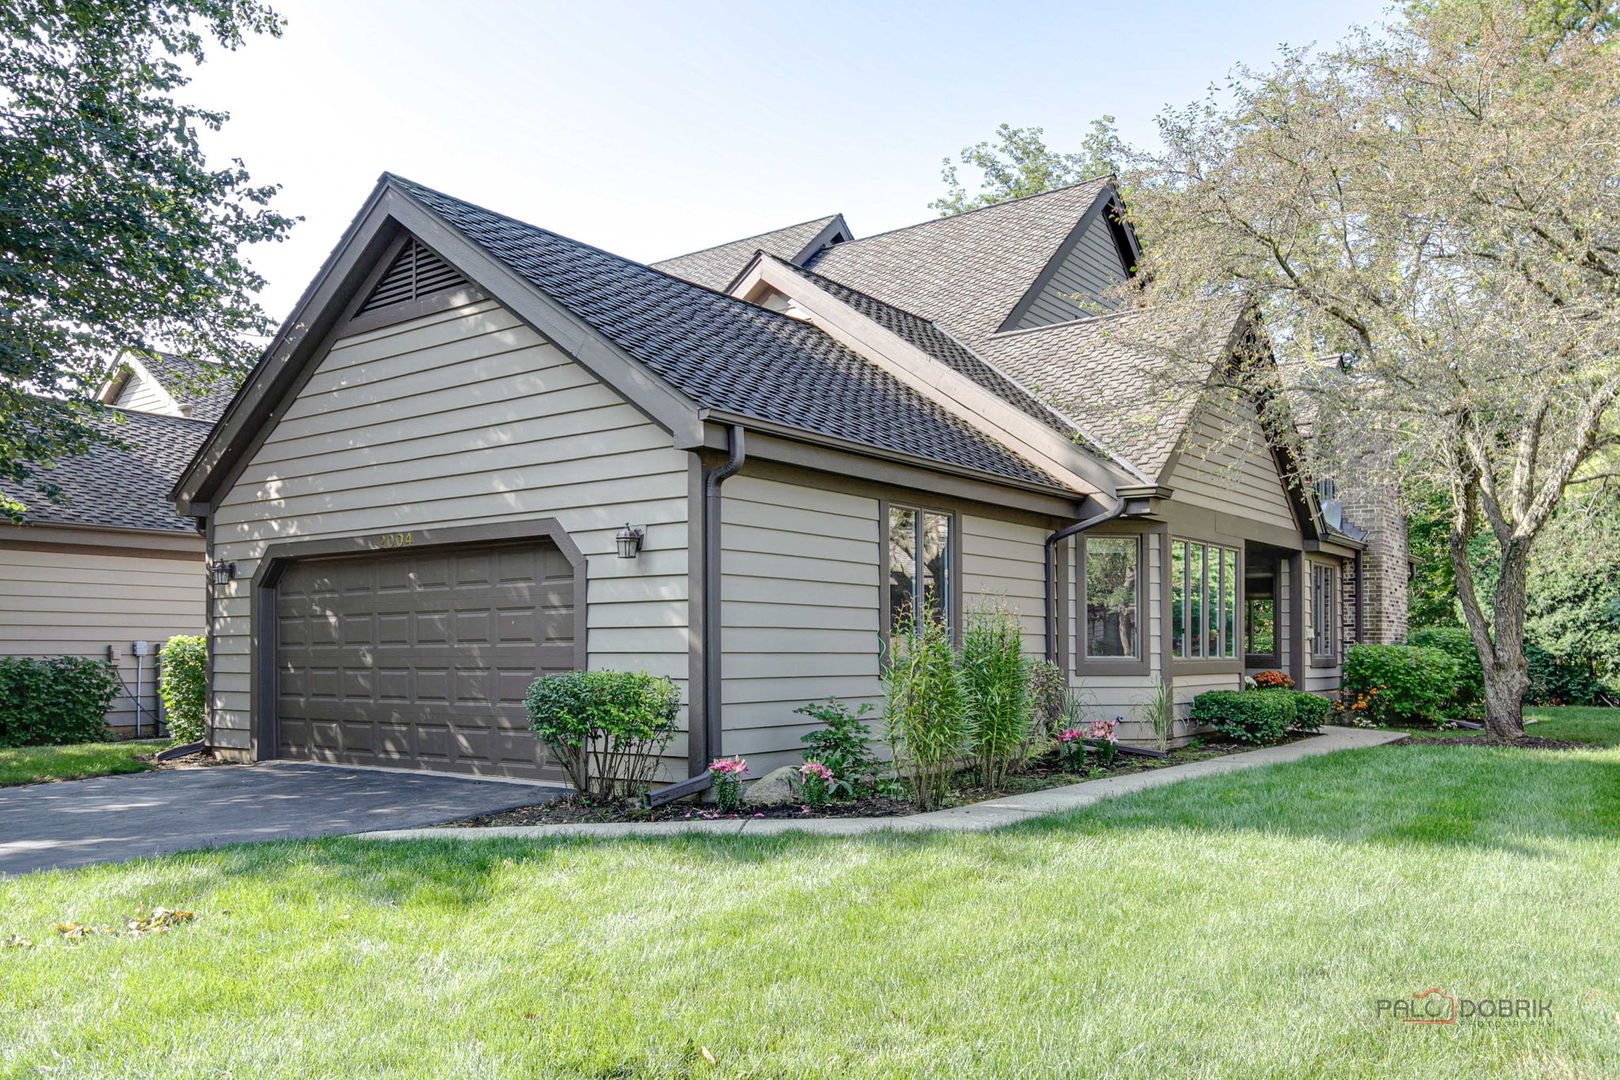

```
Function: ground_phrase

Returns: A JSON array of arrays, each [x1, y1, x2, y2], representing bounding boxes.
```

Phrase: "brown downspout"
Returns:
[[1043, 498, 1125, 664], [653, 424, 745, 807]]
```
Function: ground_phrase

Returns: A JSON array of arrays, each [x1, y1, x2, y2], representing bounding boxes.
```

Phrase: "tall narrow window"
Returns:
[[888, 505, 953, 633], [1311, 564, 1337, 658], [1172, 539, 1240, 660], [1083, 536, 1140, 658], [1245, 566, 1277, 658]]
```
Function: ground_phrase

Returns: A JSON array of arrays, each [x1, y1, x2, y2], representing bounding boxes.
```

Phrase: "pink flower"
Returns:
[[707, 756, 748, 777], [1086, 718, 1119, 742], [1056, 728, 1083, 743], [799, 761, 834, 782]]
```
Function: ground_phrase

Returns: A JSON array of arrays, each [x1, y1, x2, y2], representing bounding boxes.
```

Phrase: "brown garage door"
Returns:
[[274, 541, 576, 779]]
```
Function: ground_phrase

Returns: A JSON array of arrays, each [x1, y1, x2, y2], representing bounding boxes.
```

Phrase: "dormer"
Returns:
[[998, 190, 1141, 332]]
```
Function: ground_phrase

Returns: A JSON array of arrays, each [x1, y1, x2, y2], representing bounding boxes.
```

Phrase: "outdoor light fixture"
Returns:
[[615, 524, 645, 560], [209, 559, 237, 585]]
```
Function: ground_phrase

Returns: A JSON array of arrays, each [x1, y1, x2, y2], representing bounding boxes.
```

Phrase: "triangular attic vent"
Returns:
[[357, 237, 469, 315]]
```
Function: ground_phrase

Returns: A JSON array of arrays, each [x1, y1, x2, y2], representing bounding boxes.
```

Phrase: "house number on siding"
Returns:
[[377, 532, 414, 549]]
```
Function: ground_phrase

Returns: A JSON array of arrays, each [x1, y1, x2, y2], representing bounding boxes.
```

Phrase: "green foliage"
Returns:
[[1023, 659, 1066, 743], [795, 698, 882, 799], [1190, 690, 1295, 746], [1342, 645, 1459, 727], [0, 656, 120, 747], [1139, 677, 1175, 753], [524, 671, 679, 800], [157, 635, 207, 744], [1525, 643, 1610, 706], [959, 601, 1031, 789], [931, 120, 1122, 216], [1286, 691, 1331, 733], [883, 602, 969, 810], [0, 0, 293, 518], [1409, 627, 1484, 709]]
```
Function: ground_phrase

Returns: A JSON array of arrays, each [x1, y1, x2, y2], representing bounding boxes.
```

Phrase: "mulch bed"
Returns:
[[431, 734, 1302, 828], [146, 750, 232, 771], [1405, 734, 1594, 750]]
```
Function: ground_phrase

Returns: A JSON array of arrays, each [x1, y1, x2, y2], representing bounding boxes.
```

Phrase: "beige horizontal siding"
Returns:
[[112, 369, 178, 415], [0, 541, 204, 733], [961, 513, 1047, 655], [719, 475, 881, 774], [1170, 399, 1297, 534], [209, 298, 690, 766]]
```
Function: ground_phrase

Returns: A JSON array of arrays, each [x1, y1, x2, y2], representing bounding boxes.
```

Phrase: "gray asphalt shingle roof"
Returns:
[[652, 214, 844, 292], [3, 407, 212, 532], [807, 179, 1112, 350], [139, 353, 238, 422], [390, 177, 1059, 488]]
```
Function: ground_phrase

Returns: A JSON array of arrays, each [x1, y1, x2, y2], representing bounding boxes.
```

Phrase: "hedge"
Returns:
[[158, 636, 207, 744], [1341, 644, 1458, 727], [1409, 627, 1483, 708], [1191, 689, 1296, 745], [0, 656, 121, 747]]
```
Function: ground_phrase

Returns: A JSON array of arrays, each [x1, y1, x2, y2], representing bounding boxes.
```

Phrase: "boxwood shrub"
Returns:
[[1287, 690, 1331, 733], [158, 635, 207, 744], [0, 656, 121, 747], [1341, 644, 1458, 727], [1190, 689, 1295, 745]]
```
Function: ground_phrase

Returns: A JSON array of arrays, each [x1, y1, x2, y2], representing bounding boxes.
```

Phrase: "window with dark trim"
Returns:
[[887, 505, 953, 633], [1171, 539, 1239, 660], [1081, 535, 1140, 659], [1244, 565, 1278, 661], [1311, 564, 1337, 658]]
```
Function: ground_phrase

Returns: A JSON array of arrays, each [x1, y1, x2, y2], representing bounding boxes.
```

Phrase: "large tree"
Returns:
[[931, 120, 1123, 216], [1122, 0, 1620, 737], [0, 0, 293, 517]]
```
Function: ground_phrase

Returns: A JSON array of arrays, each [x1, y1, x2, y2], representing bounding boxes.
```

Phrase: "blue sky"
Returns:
[[186, 0, 1394, 320]]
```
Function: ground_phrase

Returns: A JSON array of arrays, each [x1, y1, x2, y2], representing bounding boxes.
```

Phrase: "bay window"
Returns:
[[1171, 539, 1239, 660]]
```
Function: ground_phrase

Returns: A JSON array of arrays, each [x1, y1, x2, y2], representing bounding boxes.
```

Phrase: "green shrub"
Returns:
[[1190, 689, 1295, 745], [1024, 659, 1066, 742], [795, 698, 883, 798], [1287, 691, 1331, 733], [1341, 644, 1458, 727], [883, 602, 969, 810], [0, 656, 120, 747], [158, 636, 207, 744], [1525, 643, 1610, 706], [525, 670, 680, 800], [1410, 627, 1483, 709], [960, 601, 1032, 789]]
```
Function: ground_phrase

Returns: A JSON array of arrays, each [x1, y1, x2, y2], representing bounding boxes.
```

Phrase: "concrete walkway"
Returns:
[[359, 726, 1407, 843]]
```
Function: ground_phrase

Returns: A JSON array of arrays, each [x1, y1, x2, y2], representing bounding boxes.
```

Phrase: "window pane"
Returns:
[[1204, 545, 1220, 658], [1188, 545, 1205, 659], [888, 507, 917, 634], [921, 512, 951, 623], [1223, 548, 1238, 658], [1246, 597, 1275, 655], [1171, 541, 1186, 658], [1085, 536, 1138, 658]]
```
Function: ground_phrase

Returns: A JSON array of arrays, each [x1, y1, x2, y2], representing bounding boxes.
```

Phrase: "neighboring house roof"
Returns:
[[388, 177, 1058, 488], [806, 179, 1114, 349], [977, 303, 1246, 481], [2, 407, 212, 533], [652, 214, 850, 292], [102, 351, 238, 422]]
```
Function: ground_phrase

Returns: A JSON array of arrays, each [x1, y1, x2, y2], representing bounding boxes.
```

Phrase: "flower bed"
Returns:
[[429, 734, 1303, 828]]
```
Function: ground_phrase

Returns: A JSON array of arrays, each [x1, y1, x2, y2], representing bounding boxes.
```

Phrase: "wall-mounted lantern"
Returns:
[[615, 524, 645, 560], [209, 559, 237, 586]]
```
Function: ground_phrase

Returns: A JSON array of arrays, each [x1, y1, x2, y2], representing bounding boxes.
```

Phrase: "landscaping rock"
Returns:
[[742, 766, 800, 806]]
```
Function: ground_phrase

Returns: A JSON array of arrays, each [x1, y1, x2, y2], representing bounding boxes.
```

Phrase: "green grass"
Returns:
[[1400, 705, 1620, 745], [4, 740, 1620, 1078], [0, 741, 158, 786]]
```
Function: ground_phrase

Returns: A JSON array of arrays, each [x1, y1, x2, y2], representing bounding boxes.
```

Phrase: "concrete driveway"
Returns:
[[0, 763, 561, 877]]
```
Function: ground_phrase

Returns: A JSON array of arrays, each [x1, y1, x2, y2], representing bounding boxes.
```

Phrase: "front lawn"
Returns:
[[3, 737, 1619, 1078], [1399, 705, 1620, 746], [0, 741, 157, 787]]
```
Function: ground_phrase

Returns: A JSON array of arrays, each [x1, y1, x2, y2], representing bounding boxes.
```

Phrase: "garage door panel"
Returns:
[[275, 539, 573, 780]]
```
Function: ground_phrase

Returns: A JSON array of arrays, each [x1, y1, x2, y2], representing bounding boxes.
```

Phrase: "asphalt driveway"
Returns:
[[0, 763, 561, 877]]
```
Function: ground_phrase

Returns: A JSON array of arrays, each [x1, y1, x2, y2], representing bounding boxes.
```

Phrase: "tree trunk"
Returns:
[[1451, 525, 1529, 740]]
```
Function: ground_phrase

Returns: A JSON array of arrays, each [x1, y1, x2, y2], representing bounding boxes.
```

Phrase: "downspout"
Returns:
[[1044, 498, 1127, 664], [702, 425, 746, 763], [652, 424, 745, 807]]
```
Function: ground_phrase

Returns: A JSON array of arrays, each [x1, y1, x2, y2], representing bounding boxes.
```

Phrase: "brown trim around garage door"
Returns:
[[248, 518, 587, 762]]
